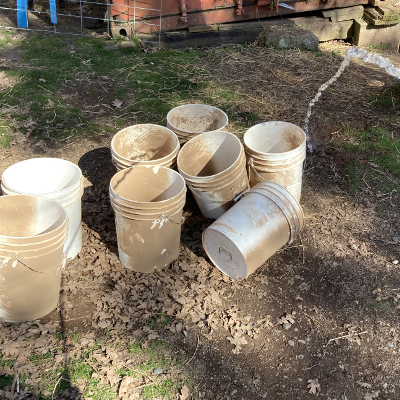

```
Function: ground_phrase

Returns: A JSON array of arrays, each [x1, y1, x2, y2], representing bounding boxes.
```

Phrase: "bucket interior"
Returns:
[[245, 122, 305, 154], [0, 195, 67, 238], [112, 125, 177, 161], [168, 104, 228, 134], [2, 158, 81, 194], [178, 132, 241, 178], [110, 166, 185, 203]]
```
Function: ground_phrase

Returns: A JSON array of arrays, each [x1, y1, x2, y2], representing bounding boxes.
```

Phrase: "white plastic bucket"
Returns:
[[244, 121, 306, 202], [0, 194, 68, 322], [109, 165, 187, 273], [177, 131, 249, 219], [111, 124, 180, 171], [1, 158, 83, 259], [167, 104, 228, 144], [202, 181, 304, 280]]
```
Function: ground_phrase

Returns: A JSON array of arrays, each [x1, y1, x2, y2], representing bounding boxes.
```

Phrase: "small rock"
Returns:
[[262, 395, 267, 398], [298, 354, 304, 359], [298, 340, 306, 344], [377, 288, 382, 292], [392, 260, 399, 265], [297, 378, 303, 381], [288, 340, 295, 346], [294, 328, 299, 332], [306, 337, 311, 342], [387, 342, 394, 348], [350, 244, 358, 251], [393, 237, 399, 244], [334, 243, 343, 249], [153, 368, 163, 375], [283, 323, 292, 330], [104, 43, 119, 51]]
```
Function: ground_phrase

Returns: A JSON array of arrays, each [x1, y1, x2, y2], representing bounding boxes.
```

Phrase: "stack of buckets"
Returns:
[[109, 166, 187, 273], [0, 102, 307, 322], [0, 158, 84, 322], [0, 194, 69, 322]]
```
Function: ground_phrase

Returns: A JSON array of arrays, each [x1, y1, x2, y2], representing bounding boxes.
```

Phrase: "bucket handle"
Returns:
[[248, 160, 304, 189], [0, 252, 66, 274], [186, 182, 250, 204]]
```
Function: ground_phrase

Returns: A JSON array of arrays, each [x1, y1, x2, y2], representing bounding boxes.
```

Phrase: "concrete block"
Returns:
[[321, 6, 364, 22], [188, 25, 218, 33], [256, 24, 319, 50], [354, 18, 400, 49], [111, 24, 134, 38], [291, 16, 354, 41]]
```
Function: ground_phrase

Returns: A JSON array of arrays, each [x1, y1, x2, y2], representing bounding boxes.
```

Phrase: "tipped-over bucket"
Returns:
[[244, 121, 306, 202], [202, 181, 304, 280], [0, 195, 68, 322], [1, 158, 83, 259], [109, 166, 186, 273], [111, 124, 180, 171], [167, 104, 228, 144], [177, 131, 249, 219]]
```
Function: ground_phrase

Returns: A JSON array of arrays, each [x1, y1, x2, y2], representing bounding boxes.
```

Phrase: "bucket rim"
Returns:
[[111, 150, 178, 168], [109, 165, 187, 206], [178, 150, 246, 186], [111, 124, 179, 164], [166, 104, 228, 135], [177, 131, 244, 181], [243, 121, 306, 159], [110, 186, 186, 212], [1, 158, 82, 197], [0, 194, 69, 241]]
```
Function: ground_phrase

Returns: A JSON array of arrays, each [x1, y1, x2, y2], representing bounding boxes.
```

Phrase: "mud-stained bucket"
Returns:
[[167, 104, 228, 144], [177, 131, 249, 219], [109, 166, 186, 273], [1, 158, 83, 259], [202, 181, 304, 280], [0, 195, 68, 322], [244, 121, 306, 202], [111, 124, 180, 171]]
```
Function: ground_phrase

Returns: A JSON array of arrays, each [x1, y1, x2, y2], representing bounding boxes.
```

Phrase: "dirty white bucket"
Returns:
[[177, 130, 249, 219], [109, 165, 186, 273], [0, 194, 68, 322], [202, 181, 304, 280], [111, 124, 180, 171], [1, 158, 83, 259], [167, 104, 228, 144], [244, 121, 306, 202]]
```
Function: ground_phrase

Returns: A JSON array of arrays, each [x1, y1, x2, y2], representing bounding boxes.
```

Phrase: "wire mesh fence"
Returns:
[[0, 0, 162, 43]]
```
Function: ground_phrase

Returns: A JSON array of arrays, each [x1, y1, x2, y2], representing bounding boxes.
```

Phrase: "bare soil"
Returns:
[[1, 40, 400, 400]]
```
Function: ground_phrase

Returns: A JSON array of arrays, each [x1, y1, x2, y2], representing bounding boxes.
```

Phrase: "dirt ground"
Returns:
[[1, 37, 400, 400]]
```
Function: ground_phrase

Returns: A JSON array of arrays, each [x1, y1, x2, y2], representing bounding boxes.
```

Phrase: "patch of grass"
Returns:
[[339, 125, 400, 195], [0, 374, 13, 390], [142, 379, 174, 399], [366, 43, 391, 52], [55, 333, 66, 341], [372, 300, 393, 314], [0, 354, 13, 369], [127, 341, 143, 354], [146, 314, 173, 328], [29, 351, 53, 365]]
